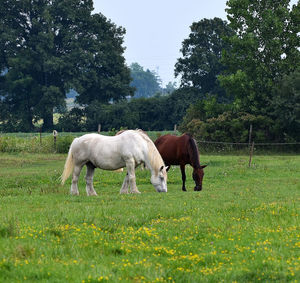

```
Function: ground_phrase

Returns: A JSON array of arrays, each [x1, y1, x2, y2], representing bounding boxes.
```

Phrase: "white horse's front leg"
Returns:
[[126, 159, 141, 194], [120, 173, 129, 194]]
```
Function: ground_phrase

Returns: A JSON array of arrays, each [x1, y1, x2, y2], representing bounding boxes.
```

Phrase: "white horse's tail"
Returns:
[[61, 147, 74, 185]]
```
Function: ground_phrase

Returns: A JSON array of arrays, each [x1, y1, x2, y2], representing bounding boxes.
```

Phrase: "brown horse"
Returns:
[[154, 134, 207, 191]]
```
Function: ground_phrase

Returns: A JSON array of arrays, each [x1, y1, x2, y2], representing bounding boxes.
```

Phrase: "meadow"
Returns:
[[0, 152, 299, 282]]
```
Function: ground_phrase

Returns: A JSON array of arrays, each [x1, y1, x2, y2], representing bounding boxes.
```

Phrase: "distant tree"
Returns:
[[175, 18, 234, 101], [84, 100, 140, 131], [164, 88, 199, 126], [130, 63, 161, 98], [219, 0, 300, 114], [81, 87, 198, 131], [57, 108, 85, 132], [162, 81, 177, 95], [0, 0, 133, 131]]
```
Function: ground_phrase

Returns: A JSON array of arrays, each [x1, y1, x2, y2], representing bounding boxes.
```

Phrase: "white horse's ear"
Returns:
[[165, 166, 170, 171]]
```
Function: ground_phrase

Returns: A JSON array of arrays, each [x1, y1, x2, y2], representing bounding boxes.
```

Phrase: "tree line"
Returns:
[[0, 0, 299, 142]]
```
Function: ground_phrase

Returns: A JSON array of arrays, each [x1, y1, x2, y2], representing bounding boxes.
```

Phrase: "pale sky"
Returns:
[[93, 0, 298, 87]]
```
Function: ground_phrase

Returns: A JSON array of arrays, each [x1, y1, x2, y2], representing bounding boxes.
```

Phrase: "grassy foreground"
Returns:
[[0, 153, 299, 282]]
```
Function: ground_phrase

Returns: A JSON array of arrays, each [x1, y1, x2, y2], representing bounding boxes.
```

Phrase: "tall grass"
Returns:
[[0, 131, 178, 154], [0, 135, 74, 153]]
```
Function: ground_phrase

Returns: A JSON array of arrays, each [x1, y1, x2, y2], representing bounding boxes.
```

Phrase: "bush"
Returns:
[[181, 111, 275, 143], [55, 135, 75, 153]]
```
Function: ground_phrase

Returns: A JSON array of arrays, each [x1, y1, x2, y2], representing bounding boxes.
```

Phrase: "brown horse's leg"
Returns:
[[180, 164, 187, 191]]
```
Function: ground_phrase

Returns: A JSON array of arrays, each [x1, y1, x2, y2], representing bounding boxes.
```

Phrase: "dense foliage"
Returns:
[[0, 0, 133, 131], [0, 0, 299, 143], [219, 0, 300, 114], [180, 1, 300, 142], [175, 18, 234, 102], [57, 88, 198, 131]]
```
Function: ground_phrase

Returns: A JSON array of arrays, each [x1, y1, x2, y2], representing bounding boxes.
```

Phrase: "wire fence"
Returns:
[[197, 140, 300, 155], [1, 130, 300, 155]]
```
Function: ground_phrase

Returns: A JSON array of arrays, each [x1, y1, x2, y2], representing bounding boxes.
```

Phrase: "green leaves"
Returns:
[[175, 18, 233, 100], [221, 0, 300, 114], [0, 0, 133, 131]]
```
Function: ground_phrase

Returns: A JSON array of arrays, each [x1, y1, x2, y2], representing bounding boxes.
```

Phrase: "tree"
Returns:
[[57, 108, 85, 132], [80, 87, 199, 132], [175, 18, 234, 100], [74, 13, 134, 105], [0, 0, 133, 131], [129, 63, 161, 98], [219, 0, 300, 114], [272, 67, 300, 141], [180, 111, 275, 143], [161, 81, 177, 95]]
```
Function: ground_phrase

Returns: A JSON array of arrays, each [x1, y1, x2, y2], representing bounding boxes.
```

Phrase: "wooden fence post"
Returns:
[[39, 128, 42, 145], [248, 124, 253, 147], [174, 124, 177, 134], [249, 141, 255, 167], [98, 124, 101, 134]]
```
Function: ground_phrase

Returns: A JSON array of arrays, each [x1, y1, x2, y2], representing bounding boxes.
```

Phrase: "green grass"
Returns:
[[0, 153, 299, 282]]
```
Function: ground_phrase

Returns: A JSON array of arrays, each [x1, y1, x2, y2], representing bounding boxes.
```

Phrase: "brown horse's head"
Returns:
[[193, 165, 207, 191]]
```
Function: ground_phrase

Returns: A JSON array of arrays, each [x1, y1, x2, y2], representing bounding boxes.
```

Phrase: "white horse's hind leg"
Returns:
[[71, 164, 83, 195], [120, 173, 129, 194], [126, 159, 141, 194], [85, 162, 97, 196]]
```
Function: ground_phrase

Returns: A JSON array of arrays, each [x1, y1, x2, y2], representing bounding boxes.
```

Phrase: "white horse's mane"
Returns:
[[133, 129, 165, 175]]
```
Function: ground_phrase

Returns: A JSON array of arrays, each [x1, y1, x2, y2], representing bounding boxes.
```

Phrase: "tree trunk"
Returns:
[[42, 110, 54, 131]]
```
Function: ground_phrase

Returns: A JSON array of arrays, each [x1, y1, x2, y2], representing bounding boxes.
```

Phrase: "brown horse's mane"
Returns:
[[186, 133, 201, 169]]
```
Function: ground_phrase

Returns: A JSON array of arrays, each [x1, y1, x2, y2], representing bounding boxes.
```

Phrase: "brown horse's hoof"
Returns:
[[194, 186, 202, 191], [182, 187, 187, 192]]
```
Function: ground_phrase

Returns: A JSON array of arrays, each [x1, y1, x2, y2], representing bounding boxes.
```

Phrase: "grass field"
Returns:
[[0, 153, 299, 282]]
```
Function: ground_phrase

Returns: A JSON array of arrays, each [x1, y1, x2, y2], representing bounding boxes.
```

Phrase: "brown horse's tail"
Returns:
[[61, 147, 74, 185]]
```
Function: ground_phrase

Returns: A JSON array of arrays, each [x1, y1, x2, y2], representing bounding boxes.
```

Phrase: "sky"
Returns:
[[94, 0, 227, 86], [93, 0, 298, 87]]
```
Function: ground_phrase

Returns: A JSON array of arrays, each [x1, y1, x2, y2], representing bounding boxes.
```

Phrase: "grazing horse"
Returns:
[[154, 134, 207, 191], [61, 130, 168, 195]]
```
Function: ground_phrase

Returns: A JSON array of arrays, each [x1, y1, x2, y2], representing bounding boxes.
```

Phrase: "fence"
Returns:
[[197, 140, 300, 153], [196, 140, 300, 167], [1, 130, 300, 156]]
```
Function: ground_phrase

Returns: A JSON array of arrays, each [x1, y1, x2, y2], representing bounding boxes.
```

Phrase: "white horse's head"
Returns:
[[151, 166, 168, 193]]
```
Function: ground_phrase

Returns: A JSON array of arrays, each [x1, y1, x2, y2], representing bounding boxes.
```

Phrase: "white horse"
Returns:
[[61, 130, 168, 195]]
